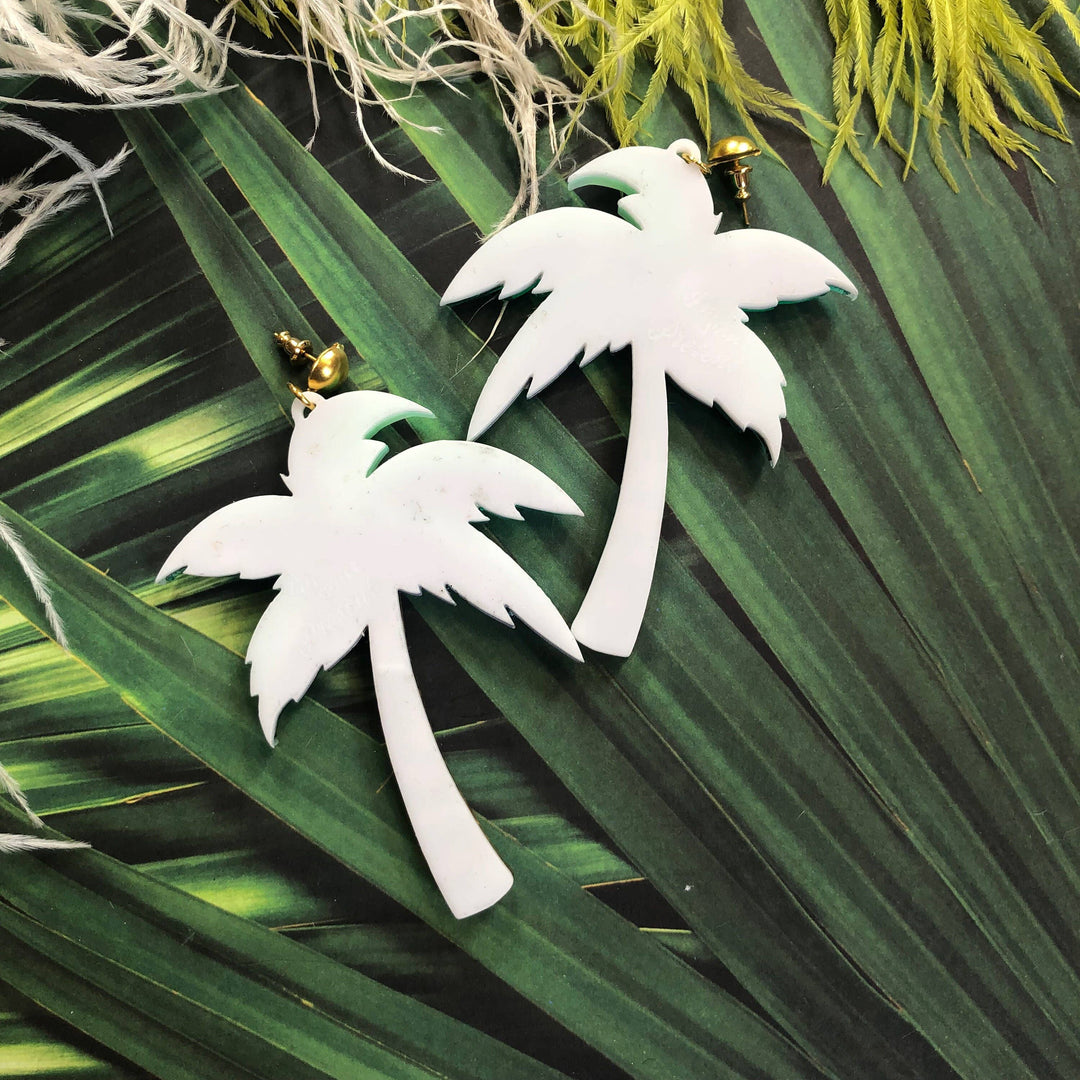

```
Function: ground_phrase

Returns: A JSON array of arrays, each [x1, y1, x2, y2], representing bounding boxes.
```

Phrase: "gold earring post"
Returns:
[[678, 150, 711, 175], [274, 330, 350, 393], [708, 137, 762, 226]]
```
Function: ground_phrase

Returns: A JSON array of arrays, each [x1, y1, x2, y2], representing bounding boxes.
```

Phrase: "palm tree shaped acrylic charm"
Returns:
[[442, 139, 857, 658], [158, 391, 583, 919]]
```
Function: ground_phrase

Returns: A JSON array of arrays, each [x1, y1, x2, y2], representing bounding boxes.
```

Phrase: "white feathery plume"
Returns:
[[0, 0, 601, 249], [0, 0, 236, 271], [0, 0, 232, 104], [427, 0, 590, 219], [0, 757, 88, 852], [0, 511, 68, 648], [248, 0, 597, 221], [0, 760, 44, 828], [0, 832, 90, 852], [0, 114, 131, 271], [0, 517, 87, 853]]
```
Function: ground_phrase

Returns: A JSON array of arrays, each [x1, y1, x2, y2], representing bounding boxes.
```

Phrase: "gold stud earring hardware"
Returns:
[[707, 137, 762, 226], [274, 331, 350, 402]]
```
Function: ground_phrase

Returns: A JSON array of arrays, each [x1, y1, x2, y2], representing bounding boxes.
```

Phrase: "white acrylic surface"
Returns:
[[442, 139, 857, 656], [158, 391, 583, 918]]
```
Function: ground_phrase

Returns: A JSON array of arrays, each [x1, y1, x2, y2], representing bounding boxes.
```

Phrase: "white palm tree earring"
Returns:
[[158, 334, 584, 919], [441, 137, 858, 659]]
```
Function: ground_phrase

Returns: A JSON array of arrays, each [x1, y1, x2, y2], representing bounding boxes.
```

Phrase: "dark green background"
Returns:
[[1, 6, 1079, 1078]]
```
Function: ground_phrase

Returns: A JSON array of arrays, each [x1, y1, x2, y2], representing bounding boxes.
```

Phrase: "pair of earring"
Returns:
[[158, 138, 856, 919]]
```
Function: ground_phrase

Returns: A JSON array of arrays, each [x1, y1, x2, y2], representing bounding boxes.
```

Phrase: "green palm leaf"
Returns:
[[131, 95, 955, 1076], [0, 798, 576, 1080], [387, 25, 1080, 974], [162, 74, 1080, 1076], [1, 11, 1078, 1079], [0, 500, 814, 1080]]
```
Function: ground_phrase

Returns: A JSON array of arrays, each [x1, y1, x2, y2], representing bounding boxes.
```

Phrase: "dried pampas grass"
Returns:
[[0, 114, 130, 271], [0, 0, 233, 106], [0, 510, 68, 647], [0, 832, 91, 851], [0, 758, 45, 830], [1, 743, 88, 853], [228, 0, 597, 217], [0, 0, 592, 259], [1, 0, 238, 270], [0, 514, 86, 853]]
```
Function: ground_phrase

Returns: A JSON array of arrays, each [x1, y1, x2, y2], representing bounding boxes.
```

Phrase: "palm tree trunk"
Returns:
[[572, 352, 669, 656], [368, 606, 513, 919]]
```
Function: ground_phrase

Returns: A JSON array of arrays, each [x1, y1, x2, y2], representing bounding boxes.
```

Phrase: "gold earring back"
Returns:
[[274, 330, 350, 397], [708, 137, 762, 226]]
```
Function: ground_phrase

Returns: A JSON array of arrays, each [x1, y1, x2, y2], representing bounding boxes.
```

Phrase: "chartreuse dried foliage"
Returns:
[[524, 0, 1080, 181], [824, 0, 1080, 186], [4, 0, 1077, 268], [520, 0, 816, 156]]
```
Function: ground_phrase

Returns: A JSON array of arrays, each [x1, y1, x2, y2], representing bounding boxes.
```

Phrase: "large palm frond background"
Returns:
[[1, 5, 1079, 1076]]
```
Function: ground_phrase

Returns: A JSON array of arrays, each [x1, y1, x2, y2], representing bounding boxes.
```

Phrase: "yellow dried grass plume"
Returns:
[[826, 0, 1080, 186], [522, 0, 818, 158], [224, 0, 1079, 198], [524, 0, 1079, 184]]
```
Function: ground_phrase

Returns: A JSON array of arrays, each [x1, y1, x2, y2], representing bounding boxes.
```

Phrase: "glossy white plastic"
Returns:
[[158, 391, 583, 919], [442, 140, 857, 656]]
